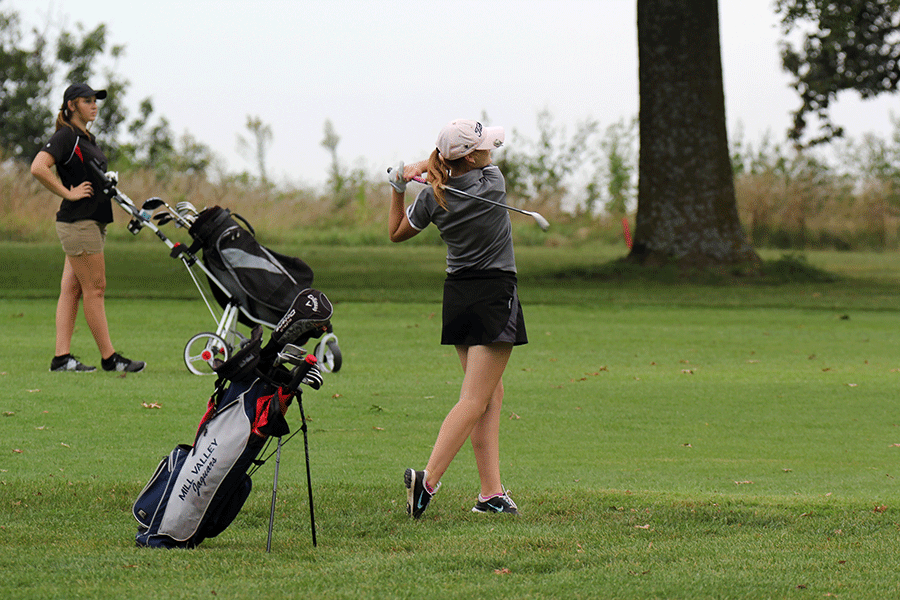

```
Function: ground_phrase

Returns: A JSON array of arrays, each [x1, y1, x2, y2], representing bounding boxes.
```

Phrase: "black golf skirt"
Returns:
[[441, 270, 527, 347]]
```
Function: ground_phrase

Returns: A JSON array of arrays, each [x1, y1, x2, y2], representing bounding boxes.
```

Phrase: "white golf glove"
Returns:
[[388, 161, 407, 193]]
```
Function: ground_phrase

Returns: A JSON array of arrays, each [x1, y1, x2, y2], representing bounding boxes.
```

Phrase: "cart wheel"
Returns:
[[184, 332, 230, 375], [314, 335, 342, 373]]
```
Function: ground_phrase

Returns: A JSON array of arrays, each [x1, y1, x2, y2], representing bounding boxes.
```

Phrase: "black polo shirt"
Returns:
[[40, 126, 113, 224]]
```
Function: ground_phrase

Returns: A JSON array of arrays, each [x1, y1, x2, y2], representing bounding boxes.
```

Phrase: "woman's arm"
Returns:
[[388, 159, 430, 243], [389, 187, 418, 243], [30, 151, 92, 201]]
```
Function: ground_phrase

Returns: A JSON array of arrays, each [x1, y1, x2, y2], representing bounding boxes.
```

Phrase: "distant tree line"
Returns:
[[0, 4, 213, 177]]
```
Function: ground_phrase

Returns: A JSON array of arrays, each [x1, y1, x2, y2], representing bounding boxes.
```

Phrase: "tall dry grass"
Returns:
[[4, 154, 899, 250], [0, 159, 616, 248], [735, 170, 900, 250]]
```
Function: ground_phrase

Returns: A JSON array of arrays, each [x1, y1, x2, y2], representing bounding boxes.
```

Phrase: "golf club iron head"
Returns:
[[275, 343, 307, 367]]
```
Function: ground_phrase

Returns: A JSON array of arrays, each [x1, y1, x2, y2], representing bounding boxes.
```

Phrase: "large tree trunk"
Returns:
[[631, 0, 759, 269]]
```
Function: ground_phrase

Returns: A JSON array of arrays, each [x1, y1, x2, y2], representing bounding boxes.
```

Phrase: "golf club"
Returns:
[[275, 343, 307, 367], [153, 211, 174, 226], [387, 167, 550, 231], [175, 201, 200, 227], [141, 197, 195, 229]]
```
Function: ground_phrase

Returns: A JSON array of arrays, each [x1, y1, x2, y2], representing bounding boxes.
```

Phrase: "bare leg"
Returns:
[[470, 376, 504, 498], [55, 258, 82, 356], [424, 343, 512, 491], [65, 252, 115, 359]]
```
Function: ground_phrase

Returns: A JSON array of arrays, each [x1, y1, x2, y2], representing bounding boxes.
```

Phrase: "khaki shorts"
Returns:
[[56, 220, 107, 256]]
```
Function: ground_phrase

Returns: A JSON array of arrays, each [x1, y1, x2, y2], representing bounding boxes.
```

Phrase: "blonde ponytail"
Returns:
[[426, 149, 450, 209]]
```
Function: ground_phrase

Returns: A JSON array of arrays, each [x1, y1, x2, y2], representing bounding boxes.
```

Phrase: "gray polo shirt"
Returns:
[[406, 165, 517, 274]]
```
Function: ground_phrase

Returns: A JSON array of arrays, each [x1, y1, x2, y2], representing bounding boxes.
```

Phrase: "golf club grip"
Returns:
[[386, 167, 427, 185]]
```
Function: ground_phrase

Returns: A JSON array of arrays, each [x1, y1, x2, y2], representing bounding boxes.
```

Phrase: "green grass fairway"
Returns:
[[1, 242, 899, 599]]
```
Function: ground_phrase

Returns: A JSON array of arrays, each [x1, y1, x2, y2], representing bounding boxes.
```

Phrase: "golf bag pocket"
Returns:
[[133, 444, 192, 548], [133, 380, 270, 548]]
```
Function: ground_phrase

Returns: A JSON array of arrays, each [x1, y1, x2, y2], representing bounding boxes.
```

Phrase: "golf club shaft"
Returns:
[[409, 175, 549, 230]]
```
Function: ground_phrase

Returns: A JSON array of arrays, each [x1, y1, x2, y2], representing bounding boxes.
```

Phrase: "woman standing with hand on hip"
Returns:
[[388, 119, 527, 519], [31, 83, 145, 373]]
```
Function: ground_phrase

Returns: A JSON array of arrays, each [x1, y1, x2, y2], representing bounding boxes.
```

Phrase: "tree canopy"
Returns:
[[777, 0, 900, 146], [0, 4, 211, 173]]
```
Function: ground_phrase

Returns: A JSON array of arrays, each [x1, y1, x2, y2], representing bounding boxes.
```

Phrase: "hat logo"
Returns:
[[474, 122, 483, 137]]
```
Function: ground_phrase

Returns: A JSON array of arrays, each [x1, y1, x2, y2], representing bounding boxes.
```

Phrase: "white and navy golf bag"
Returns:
[[133, 291, 330, 549]]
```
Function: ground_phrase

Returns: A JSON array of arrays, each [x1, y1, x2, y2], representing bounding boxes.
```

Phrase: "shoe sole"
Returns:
[[404, 468, 414, 516], [103, 364, 146, 373], [472, 506, 520, 515]]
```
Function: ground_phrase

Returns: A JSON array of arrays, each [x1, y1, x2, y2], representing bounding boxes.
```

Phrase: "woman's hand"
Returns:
[[66, 181, 93, 201], [404, 160, 427, 182]]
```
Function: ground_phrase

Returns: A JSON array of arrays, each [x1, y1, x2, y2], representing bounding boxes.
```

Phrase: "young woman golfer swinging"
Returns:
[[388, 118, 527, 518]]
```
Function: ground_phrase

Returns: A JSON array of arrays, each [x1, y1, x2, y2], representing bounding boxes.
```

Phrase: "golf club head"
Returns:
[[142, 197, 165, 211], [276, 344, 307, 367], [531, 212, 550, 232], [271, 289, 334, 346], [154, 211, 173, 225], [176, 201, 199, 216]]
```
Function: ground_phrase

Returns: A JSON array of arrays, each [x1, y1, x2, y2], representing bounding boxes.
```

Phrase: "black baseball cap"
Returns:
[[63, 83, 107, 103]]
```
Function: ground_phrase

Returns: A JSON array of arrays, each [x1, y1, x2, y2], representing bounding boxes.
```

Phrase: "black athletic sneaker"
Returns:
[[405, 468, 439, 519], [472, 491, 519, 515], [101, 352, 146, 373], [49, 354, 96, 372]]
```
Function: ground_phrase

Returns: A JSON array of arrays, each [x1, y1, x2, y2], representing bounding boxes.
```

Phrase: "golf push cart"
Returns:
[[89, 160, 342, 376]]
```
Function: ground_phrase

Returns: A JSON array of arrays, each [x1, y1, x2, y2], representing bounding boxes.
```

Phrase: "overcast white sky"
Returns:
[[7, 0, 898, 187]]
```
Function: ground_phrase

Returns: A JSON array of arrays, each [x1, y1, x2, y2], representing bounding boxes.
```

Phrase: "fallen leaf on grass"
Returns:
[[61, 443, 69, 448], [494, 568, 511, 575], [681, 369, 694, 375], [331, 393, 342, 399], [26, 389, 40, 393], [847, 383, 858, 387], [734, 480, 754, 485], [2, 412, 13, 417], [12, 449, 23, 454], [141, 402, 161, 409], [634, 524, 651, 529], [873, 504, 888, 513], [373, 427, 385, 431], [508, 412, 520, 420]]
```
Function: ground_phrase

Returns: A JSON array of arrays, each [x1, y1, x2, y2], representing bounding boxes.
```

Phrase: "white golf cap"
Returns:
[[436, 119, 504, 160]]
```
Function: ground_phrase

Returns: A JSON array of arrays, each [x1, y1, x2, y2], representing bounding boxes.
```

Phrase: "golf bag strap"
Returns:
[[230, 212, 255, 237]]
